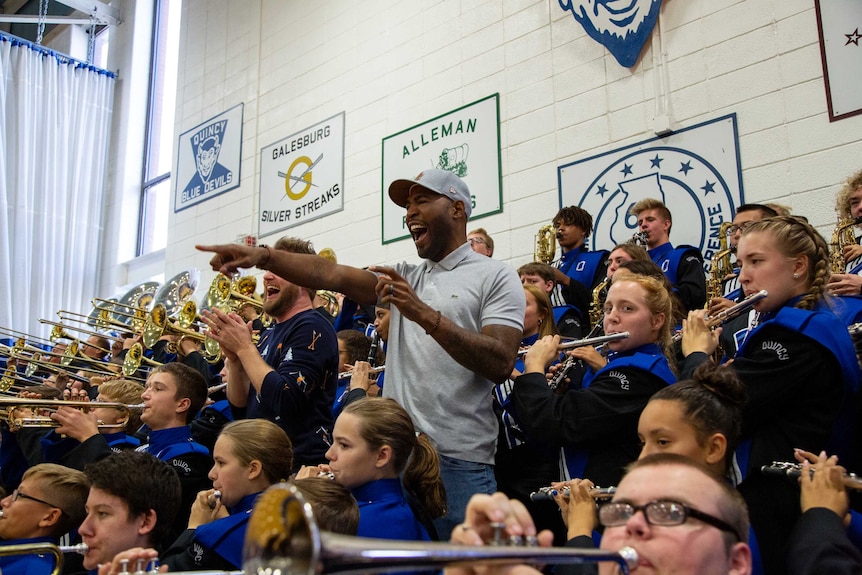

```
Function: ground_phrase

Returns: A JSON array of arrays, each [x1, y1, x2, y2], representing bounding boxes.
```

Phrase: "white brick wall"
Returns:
[[151, 0, 862, 279]]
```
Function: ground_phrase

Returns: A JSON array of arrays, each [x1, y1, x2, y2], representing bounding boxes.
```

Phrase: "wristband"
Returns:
[[259, 245, 272, 268]]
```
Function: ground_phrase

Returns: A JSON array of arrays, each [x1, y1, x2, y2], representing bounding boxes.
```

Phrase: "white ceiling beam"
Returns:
[[53, 0, 120, 26], [0, 14, 102, 25]]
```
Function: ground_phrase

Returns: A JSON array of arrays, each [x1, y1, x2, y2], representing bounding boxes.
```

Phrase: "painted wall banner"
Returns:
[[559, 114, 744, 270], [815, 0, 862, 121], [381, 94, 502, 244], [175, 103, 243, 212], [259, 112, 345, 236]]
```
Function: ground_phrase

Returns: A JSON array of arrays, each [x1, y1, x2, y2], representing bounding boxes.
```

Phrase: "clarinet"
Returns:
[[367, 331, 381, 367]]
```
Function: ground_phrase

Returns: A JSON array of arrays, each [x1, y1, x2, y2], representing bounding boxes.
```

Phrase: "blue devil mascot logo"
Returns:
[[558, 0, 662, 68]]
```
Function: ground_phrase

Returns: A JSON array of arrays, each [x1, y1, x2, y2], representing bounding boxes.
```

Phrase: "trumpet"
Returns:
[[0, 542, 87, 575], [0, 397, 143, 430], [671, 289, 768, 343], [761, 461, 862, 491], [337, 365, 385, 380], [530, 485, 617, 501], [243, 482, 639, 575], [629, 231, 648, 248]]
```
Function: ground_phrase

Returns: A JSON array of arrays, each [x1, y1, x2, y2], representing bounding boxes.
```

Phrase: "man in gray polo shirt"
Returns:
[[199, 168, 525, 539]]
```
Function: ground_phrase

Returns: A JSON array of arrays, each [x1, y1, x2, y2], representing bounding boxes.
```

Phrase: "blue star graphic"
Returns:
[[597, 184, 609, 197], [621, 163, 633, 176], [679, 161, 693, 176], [701, 180, 716, 195], [650, 154, 663, 168]]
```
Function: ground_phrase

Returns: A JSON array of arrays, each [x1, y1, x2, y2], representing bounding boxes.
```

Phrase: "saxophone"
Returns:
[[830, 215, 859, 274], [534, 224, 557, 264], [589, 277, 609, 328], [706, 221, 735, 305]]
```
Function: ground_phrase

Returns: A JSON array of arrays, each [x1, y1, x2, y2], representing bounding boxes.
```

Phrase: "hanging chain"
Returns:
[[36, 0, 49, 45], [87, 14, 97, 64]]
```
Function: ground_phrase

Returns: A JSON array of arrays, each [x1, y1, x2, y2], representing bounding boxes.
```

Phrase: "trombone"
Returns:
[[142, 303, 221, 363], [210, 273, 263, 312], [0, 397, 144, 430], [122, 342, 164, 376], [243, 482, 639, 575]]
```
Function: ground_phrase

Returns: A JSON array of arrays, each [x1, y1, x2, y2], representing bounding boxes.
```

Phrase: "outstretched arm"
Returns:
[[197, 243, 379, 304]]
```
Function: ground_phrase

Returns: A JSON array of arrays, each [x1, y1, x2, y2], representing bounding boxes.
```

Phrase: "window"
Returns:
[[138, 0, 181, 255]]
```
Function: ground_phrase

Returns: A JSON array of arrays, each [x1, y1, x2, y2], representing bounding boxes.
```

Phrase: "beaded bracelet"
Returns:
[[426, 309, 442, 335]]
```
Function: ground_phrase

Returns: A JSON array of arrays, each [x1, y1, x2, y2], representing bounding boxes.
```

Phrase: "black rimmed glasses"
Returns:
[[724, 222, 755, 236], [468, 237, 487, 246], [598, 499, 742, 542], [11, 489, 63, 512]]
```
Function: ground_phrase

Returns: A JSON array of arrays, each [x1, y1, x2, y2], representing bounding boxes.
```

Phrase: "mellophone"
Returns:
[[761, 461, 862, 490], [530, 485, 617, 501]]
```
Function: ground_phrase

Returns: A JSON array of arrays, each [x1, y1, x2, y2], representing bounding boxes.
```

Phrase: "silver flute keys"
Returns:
[[207, 490, 222, 509], [530, 485, 617, 501], [488, 521, 539, 547]]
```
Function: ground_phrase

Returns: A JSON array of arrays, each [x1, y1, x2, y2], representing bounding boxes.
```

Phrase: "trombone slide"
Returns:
[[243, 482, 638, 575]]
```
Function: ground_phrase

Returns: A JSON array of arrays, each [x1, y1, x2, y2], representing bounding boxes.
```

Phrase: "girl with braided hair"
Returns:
[[681, 215, 861, 575]]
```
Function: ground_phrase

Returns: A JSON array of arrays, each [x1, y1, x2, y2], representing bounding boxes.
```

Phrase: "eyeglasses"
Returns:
[[11, 489, 63, 512], [725, 222, 755, 236], [468, 237, 487, 246], [598, 500, 742, 542]]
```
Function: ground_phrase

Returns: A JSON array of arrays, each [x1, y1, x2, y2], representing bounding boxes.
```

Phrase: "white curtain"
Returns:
[[0, 33, 115, 343]]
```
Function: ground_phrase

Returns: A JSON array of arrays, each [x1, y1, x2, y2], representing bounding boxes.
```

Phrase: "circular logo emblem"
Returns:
[[578, 146, 736, 265]]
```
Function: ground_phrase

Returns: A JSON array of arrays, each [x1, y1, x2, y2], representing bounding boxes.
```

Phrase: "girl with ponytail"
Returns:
[[681, 215, 861, 575]]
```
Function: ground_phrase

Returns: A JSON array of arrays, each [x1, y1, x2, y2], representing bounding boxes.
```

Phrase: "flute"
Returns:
[[761, 461, 862, 490], [544, 332, 630, 392], [207, 489, 222, 509], [517, 332, 630, 358], [529, 485, 616, 501], [672, 289, 768, 343]]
